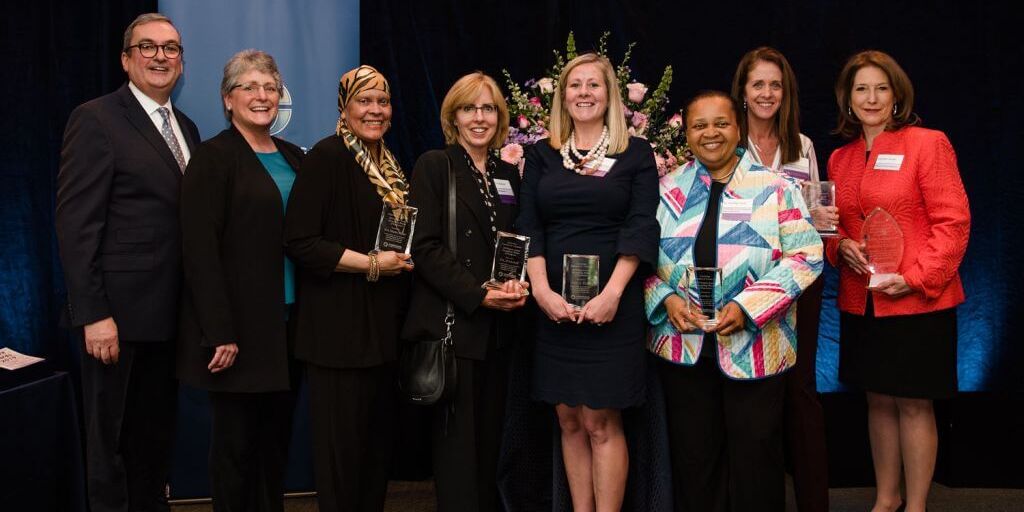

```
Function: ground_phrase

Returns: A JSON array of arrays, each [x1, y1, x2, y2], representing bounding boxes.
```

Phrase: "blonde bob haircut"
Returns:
[[549, 53, 629, 155], [440, 72, 510, 150], [833, 50, 920, 139]]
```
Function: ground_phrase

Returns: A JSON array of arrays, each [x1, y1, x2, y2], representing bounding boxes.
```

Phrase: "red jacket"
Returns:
[[825, 126, 970, 317]]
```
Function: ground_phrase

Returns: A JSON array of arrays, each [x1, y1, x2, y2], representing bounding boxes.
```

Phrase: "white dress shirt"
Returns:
[[128, 81, 191, 164]]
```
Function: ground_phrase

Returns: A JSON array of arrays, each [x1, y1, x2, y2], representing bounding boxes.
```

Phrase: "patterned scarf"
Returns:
[[336, 65, 408, 205]]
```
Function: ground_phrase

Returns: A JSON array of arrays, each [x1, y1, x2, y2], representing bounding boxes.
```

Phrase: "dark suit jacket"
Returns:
[[177, 126, 304, 392], [400, 145, 521, 360], [284, 135, 410, 369], [56, 83, 200, 342]]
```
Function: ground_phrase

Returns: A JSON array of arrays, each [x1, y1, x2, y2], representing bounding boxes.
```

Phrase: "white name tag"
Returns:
[[721, 197, 754, 221], [874, 154, 904, 171], [493, 179, 515, 204], [779, 157, 811, 181], [586, 157, 617, 177]]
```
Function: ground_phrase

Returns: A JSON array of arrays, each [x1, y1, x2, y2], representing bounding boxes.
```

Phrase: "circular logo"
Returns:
[[270, 85, 293, 136]]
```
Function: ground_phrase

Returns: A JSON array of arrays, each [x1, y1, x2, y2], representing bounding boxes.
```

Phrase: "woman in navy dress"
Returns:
[[517, 52, 659, 512]]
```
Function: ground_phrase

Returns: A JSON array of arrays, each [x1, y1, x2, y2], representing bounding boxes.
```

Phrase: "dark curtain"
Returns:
[[362, 0, 1024, 506], [363, 0, 1024, 392], [0, 0, 156, 367]]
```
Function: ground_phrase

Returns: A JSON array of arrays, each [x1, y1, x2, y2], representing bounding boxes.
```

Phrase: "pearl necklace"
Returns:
[[561, 126, 610, 175]]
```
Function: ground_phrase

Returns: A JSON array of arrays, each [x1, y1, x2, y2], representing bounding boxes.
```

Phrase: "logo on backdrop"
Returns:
[[270, 85, 293, 136]]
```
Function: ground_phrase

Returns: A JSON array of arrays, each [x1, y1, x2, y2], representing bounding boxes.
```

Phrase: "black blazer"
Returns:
[[400, 145, 521, 360], [176, 127, 304, 392], [56, 83, 200, 342], [284, 135, 411, 369]]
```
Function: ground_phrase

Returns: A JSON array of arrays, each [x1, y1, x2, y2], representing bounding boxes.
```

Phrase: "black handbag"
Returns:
[[398, 156, 457, 405]]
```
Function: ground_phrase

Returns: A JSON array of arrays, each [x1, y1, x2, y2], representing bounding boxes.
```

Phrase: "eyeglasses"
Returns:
[[460, 104, 498, 115], [231, 82, 280, 95], [125, 42, 183, 59]]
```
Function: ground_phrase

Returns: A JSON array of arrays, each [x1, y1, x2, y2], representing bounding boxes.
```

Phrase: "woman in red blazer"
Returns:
[[828, 50, 970, 512]]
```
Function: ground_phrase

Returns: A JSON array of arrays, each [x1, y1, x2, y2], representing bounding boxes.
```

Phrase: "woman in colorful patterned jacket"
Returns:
[[644, 90, 822, 512]]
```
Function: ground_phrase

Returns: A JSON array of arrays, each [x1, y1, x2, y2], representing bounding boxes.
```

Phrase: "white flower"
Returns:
[[537, 77, 555, 94], [627, 82, 648, 103]]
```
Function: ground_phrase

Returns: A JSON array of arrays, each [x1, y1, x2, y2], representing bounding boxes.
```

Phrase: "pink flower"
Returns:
[[518, 115, 530, 129], [627, 82, 648, 103], [668, 113, 683, 128], [529, 96, 542, 109], [665, 152, 678, 170], [631, 111, 648, 135], [537, 77, 555, 94], [500, 143, 524, 166]]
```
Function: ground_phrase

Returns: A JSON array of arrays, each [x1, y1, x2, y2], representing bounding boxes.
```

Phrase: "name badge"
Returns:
[[874, 154, 904, 171], [586, 157, 617, 177], [779, 157, 811, 181], [721, 197, 754, 221], [493, 179, 516, 204]]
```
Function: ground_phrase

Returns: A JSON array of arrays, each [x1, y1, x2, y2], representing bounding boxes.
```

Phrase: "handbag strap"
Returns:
[[443, 155, 456, 343]]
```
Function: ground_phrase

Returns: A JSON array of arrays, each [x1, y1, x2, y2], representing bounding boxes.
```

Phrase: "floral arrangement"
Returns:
[[499, 32, 691, 176]]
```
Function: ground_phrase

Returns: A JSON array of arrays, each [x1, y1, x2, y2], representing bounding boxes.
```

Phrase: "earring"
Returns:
[[743, 100, 748, 111], [893, 103, 898, 116], [847, 106, 852, 117]]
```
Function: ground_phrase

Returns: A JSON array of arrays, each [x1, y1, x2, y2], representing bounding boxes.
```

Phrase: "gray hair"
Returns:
[[122, 13, 176, 52], [220, 49, 284, 120]]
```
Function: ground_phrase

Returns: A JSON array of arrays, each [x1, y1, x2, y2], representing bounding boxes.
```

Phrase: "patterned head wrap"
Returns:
[[335, 65, 407, 205]]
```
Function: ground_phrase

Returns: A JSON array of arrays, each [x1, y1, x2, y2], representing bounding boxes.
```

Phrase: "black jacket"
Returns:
[[284, 135, 411, 368], [177, 126, 304, 392], [401, 145, 521, 360], [56, 83, 200, 341]]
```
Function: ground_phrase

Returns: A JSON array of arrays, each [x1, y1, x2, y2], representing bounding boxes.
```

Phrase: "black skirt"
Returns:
[[839, 297, 958, 399]]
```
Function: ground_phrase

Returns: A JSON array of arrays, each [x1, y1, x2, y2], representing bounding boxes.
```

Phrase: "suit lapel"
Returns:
[[117, 84, 185, 178]]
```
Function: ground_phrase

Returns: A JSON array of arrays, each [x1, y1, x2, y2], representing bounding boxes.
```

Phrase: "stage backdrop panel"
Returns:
[[159, 0, 359, 497]]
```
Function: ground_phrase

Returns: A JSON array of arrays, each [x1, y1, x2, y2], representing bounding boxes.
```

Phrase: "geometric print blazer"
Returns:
[[644, 149, 823, 379]]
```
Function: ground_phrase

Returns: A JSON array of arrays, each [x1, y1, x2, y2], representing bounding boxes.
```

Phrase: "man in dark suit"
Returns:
[[55, 13, 200, 512]]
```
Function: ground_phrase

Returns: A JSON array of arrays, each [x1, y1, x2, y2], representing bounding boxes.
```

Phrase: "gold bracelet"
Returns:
[[366, 252, 379, 282]]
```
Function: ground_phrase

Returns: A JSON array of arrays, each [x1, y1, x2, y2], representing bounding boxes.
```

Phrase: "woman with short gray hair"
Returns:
[[177, 49, 304, 512]]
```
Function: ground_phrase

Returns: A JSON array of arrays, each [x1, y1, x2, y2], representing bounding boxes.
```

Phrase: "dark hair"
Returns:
[[833, 50, 920, 139], [683, 90, 739, 127], [122, 13, 176, 52], [731, 47, 802, 164]]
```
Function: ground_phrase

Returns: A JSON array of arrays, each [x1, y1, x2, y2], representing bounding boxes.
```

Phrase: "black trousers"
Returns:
[[432, 349, 510, 512], [306, 363, 396, 512], [79, 338, 177, 512], [207, 387, 297, 512], [657, 355, 786, 512], [785, 276, 829, 512]]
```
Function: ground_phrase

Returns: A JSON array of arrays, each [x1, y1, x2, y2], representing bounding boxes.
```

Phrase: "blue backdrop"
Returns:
[[162, 0, 359, 148]]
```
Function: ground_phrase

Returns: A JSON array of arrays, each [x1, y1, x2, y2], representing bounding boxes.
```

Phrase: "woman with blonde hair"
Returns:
[[402, 71, 528, 511], [517, 52, 659, 511]]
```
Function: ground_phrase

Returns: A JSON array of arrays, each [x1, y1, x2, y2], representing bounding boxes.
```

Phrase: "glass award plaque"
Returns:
[[562, 254, 600, 309], [685, 266, 723, 330], [483, 232, 530, 292], [862, 207, 904, 289], [373, 201, 418, 254], [801, 180, 838, 237]]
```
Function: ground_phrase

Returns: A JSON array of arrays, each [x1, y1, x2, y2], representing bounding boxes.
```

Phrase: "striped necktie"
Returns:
[[157, 107, 187, 173]]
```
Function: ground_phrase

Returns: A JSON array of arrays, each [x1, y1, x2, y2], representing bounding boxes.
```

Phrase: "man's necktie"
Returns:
[[157, 107, 187, 173]]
